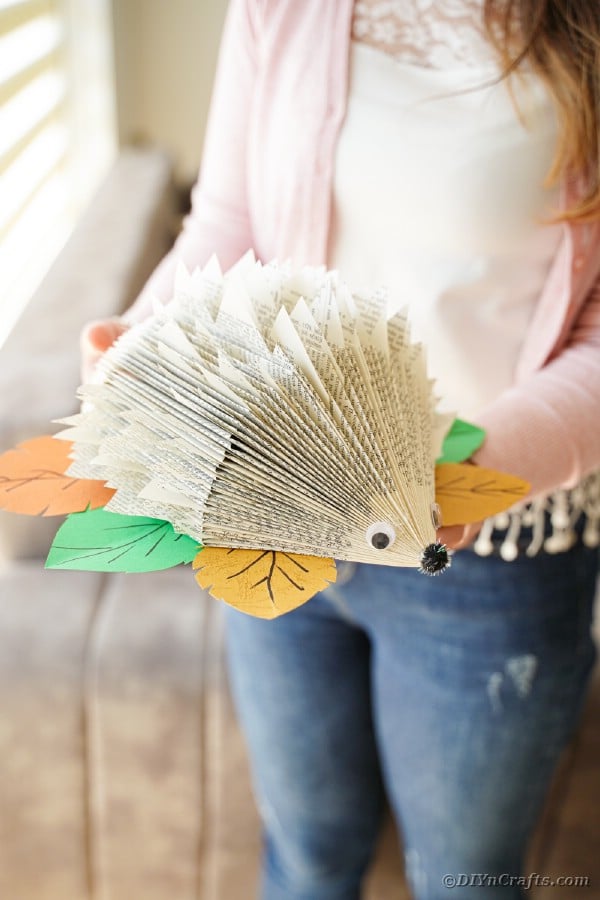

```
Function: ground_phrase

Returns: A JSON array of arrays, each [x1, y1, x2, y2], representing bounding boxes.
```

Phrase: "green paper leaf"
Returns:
[[436, 418, 486, 465], [46, 508, 200, 573]]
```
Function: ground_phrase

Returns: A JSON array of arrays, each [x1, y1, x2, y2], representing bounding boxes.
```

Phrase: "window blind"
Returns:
[[0, 0, 116, 346]]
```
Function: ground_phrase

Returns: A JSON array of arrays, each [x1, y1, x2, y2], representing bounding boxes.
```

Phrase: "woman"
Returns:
[[83, 2, 600, 897]]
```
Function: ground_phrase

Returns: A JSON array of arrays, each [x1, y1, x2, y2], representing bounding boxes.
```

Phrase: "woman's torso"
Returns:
[[328, 0, 562, 418]]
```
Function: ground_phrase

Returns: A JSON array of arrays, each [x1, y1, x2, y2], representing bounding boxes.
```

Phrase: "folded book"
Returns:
[[0, 254, 529, 617]]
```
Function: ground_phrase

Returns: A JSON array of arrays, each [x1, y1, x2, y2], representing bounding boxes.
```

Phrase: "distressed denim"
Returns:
[[224, 543, 598, 900]]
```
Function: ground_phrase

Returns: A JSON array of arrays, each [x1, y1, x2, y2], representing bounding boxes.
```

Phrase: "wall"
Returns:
[[111, 0, 229, 185]]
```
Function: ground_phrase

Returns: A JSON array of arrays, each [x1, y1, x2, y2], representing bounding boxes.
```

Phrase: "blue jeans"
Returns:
[[224, 544, 598, 900]]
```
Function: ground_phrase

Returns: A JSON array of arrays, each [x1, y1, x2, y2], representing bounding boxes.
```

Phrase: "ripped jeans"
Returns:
[[224, 542, 598, 900]]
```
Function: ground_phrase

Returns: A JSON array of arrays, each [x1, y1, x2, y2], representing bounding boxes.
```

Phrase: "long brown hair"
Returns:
[[483, 0, 600, 222]]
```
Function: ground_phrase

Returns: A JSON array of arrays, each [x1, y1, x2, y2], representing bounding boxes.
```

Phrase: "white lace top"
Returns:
[[352, 0, 503, 69], [328, 41, 562, 418], [327, 1, 600, 556]]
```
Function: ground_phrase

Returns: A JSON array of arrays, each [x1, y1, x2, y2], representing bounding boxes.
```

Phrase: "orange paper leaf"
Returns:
[[0, 435, 115, 516], [193, 547, 337, 619], [435, 462, 530, 526]]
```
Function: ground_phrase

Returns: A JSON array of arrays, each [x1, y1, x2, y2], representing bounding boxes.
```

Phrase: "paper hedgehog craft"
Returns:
[[0, 254, 530, 617]]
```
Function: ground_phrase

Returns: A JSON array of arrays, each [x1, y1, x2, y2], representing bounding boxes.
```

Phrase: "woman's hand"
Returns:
[[437, 522, 482, 551], [80, 318, 129, 382]]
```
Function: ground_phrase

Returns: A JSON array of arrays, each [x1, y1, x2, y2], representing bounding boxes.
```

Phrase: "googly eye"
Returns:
[[365, 521, 396, 550], [431, 502, 442, 529]]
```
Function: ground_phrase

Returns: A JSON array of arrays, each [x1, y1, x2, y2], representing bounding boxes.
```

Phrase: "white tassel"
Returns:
[[525, 499, 546, 557], [499, 513, 521, 561], [583, 518, 599, 548], [473, 517, 495, 556]]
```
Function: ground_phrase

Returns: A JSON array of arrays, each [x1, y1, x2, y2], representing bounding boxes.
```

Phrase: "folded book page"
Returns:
[[58, 253, 463, 569]]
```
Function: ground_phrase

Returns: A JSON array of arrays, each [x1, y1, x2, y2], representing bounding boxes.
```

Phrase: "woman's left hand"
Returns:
[[437, 522, 482, 550]]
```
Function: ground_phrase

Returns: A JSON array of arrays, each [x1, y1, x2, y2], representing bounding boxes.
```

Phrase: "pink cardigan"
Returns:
[[128, 0, 600, 499]]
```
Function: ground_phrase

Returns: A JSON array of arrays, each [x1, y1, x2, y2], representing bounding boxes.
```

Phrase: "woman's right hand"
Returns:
[[80, 318, 129, 383]]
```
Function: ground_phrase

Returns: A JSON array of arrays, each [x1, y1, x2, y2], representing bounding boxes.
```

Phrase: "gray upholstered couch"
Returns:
[[0, 147, 598, 900]]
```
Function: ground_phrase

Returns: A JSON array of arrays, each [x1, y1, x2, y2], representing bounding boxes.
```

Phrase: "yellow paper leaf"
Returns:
[[193, 547, 337, 619], [0, 435, 115, 516], [435, 462, 530, 526]]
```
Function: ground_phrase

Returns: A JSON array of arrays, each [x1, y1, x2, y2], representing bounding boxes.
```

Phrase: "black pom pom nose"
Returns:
[[419, 542, 450, 575]]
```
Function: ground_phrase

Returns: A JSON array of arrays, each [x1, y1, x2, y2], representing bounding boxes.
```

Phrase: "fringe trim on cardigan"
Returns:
[[473, 471, 600, 560]]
